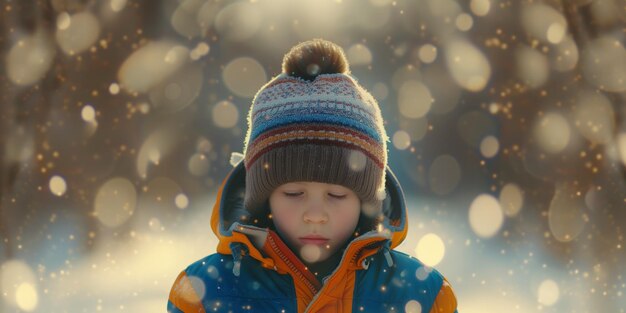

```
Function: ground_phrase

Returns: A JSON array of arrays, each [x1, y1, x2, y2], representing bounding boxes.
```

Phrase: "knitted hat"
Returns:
[[242, 39, 388, 217]]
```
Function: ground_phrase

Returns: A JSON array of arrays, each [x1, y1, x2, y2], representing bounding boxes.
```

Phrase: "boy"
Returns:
[[168, 39, 458, 313]]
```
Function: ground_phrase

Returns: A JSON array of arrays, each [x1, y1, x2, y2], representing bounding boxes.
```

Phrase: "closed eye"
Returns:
[[329, 193, 347, 199], [284, 192, 303, 197]]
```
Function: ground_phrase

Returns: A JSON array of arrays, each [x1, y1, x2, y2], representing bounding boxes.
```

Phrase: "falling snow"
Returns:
[[1, 0, 625, 312]]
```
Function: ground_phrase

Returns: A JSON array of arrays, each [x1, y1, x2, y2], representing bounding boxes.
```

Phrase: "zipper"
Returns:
[[265, 232, 321, 295], [303, 232, 389, 312]]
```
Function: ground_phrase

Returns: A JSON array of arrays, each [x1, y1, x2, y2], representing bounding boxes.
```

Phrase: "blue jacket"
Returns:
[[168, 161, 458, 313]]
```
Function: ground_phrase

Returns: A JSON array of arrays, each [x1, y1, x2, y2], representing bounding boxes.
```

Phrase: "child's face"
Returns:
[[269, 181, 360, 264]]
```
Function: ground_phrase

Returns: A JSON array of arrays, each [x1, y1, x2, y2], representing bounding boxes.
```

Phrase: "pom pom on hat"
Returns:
[[282, 39, 350, 81]]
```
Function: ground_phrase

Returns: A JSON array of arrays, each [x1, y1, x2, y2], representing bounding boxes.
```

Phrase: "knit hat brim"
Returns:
[[244, 144, 385, 215]]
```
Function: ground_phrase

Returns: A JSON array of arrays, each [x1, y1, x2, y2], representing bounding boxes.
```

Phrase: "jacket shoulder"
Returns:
[[353, 250, 448, 313], [388, 250, 446, 283], [389, 251, 457, 313], [168, 253, 299, 312], [183, 253, 236, 281], [168, 253, 233, 312]]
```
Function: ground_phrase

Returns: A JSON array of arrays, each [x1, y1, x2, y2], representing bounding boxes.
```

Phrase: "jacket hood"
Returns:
[[209, 157, 408, 268]]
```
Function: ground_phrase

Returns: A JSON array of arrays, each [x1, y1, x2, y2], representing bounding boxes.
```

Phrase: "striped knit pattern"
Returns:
[[243, 73, 388, 212]]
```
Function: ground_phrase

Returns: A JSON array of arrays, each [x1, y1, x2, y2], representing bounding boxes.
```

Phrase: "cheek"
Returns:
[[331, 203, 361, 237], [271, 206, 301, 232]]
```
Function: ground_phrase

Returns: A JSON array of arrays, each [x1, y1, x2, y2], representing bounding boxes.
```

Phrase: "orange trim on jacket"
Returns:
[[168, 271, 206, 313], [430, 278, 458, 313]]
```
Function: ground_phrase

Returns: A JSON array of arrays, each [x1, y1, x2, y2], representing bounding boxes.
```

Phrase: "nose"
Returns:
[[303, 203, 328, 224]]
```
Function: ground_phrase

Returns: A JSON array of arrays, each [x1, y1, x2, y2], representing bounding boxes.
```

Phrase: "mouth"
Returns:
[[299, 235, 330, 245]]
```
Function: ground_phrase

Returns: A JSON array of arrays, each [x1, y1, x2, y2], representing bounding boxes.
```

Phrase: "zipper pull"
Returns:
[[230, 242, 245, 277], [383, 248, 394, 267], [233, 260, 241, 277]]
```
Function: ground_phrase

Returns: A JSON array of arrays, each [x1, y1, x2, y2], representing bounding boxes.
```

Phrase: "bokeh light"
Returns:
[[392, 130, 412, 150], [171, 0, 205, 38], [469, 194, 504, 238], [573, 90, 615, 145], [214, 2, 263, 42], [15, 282, 38, 312], [470, 0, 491, 16], [137, 129, 178, 179], [49, 175, 67, 197], [118, 41, 189, 93], [175, 193, 189, 210], [516, 45, 549, 89], [0, 260, 38, 312], [415, 233, 445, 267], [549, 35, 579, 72], [415, 266, 432, 281], [521, 3, 568, 45], [109, 82, 120, 95], [179, 276, 206, 304], [6, 30, 56, 86], [444, 38, 491, 92], [348, 150, 367, 172], [94, 177, 137, 228], [196, 137, 213, 154], [418, 44, 438, 64], [110, 0, 127, 12], [55, 12, 101, 55], [188, 153, 210, 176], [398, 80, 433, 119], [80, 105, 96, 123], [222, 57, 267, 98], [546, 22, 566, 44], [533, 112, 571, 154], [404, 299, 423, 313], [499, 183, 524, 217], [300, 244, 322, 263], [537, 279, 560, 306], [346, 43, 373, 66], [190, 42, 210, 61], [548, 183, 586, 242], [149, 64, 203, 112], [455, 13, 473, 32], [581, 36, 626, 92], [56, 12, 71, 30], [212, 100, 239, 128], [479, 135, 499, 158]]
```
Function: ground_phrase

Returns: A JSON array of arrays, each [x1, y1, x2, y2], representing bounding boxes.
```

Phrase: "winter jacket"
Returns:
[[167, 160, 458, 313]]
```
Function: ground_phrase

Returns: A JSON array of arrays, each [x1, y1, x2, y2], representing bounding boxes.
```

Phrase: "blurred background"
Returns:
[[1, 0, 625, 312]]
